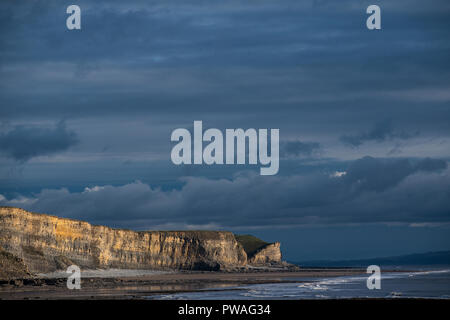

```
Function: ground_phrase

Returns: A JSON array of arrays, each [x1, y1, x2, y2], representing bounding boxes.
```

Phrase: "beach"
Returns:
[[0, 268, 367, 300]]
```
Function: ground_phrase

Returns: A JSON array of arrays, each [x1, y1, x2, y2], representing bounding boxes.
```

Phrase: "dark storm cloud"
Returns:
[[0, 121, 78, 161], [0, 0, 449, 137], [343, 156, 447, 192], [340, 122, 418, 147], [0, 0, 449, 236], [414, 157, 448, 172], [281, 140, 321, 158], [1, 157, 448, 229]]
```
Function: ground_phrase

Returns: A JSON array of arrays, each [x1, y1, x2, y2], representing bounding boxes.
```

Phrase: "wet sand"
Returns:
[[0, 268, 372, 300]]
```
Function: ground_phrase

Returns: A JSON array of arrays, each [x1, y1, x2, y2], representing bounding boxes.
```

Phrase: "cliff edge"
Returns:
[[234, 234, 282, 265], [0, 207, 282, 276]]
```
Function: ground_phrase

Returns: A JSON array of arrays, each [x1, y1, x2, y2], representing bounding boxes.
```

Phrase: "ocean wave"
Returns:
[[407, 269, 450, 277], [152, 268, 450, 300]]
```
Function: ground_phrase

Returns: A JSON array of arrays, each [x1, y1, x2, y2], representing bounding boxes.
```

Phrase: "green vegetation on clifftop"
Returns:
[[234, 234, 269, 256]]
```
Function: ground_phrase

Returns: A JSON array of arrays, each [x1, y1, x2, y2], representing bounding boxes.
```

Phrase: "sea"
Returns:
[[151, 267, 450, 300]]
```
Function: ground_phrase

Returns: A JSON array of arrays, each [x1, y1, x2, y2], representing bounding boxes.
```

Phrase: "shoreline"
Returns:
[[0, 268, 406, 300]]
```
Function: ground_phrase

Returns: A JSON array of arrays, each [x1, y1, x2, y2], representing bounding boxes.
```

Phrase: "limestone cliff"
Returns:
[[234, 234, 282, 265], [0, 207, 251, 274], [248, 243, 282, 265]]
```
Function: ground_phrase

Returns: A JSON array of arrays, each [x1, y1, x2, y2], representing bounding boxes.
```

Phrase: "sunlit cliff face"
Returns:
[[0, 207, 281, 274]]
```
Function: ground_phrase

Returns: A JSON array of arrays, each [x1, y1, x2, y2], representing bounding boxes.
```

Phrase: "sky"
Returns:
[[0, 0, 449, 261]]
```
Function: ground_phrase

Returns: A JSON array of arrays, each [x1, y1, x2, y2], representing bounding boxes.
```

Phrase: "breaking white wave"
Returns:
[[406, 269, 450, 276]]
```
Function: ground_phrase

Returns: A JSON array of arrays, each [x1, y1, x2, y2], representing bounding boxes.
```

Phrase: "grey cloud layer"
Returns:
[[0, 0, 449, 237], [1, 0, 449, 136], [281, 140, 321, 158], [340, 122, 418, 147], [1, 157, 448, 229], [0, 121, 78, 161]]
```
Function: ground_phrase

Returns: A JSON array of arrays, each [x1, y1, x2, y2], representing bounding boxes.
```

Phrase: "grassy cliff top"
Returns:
[[1, 207, 238, 240], [139, 230, 235, 240], [234, 234, 269, 256], [0, 207, 269, 244]]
